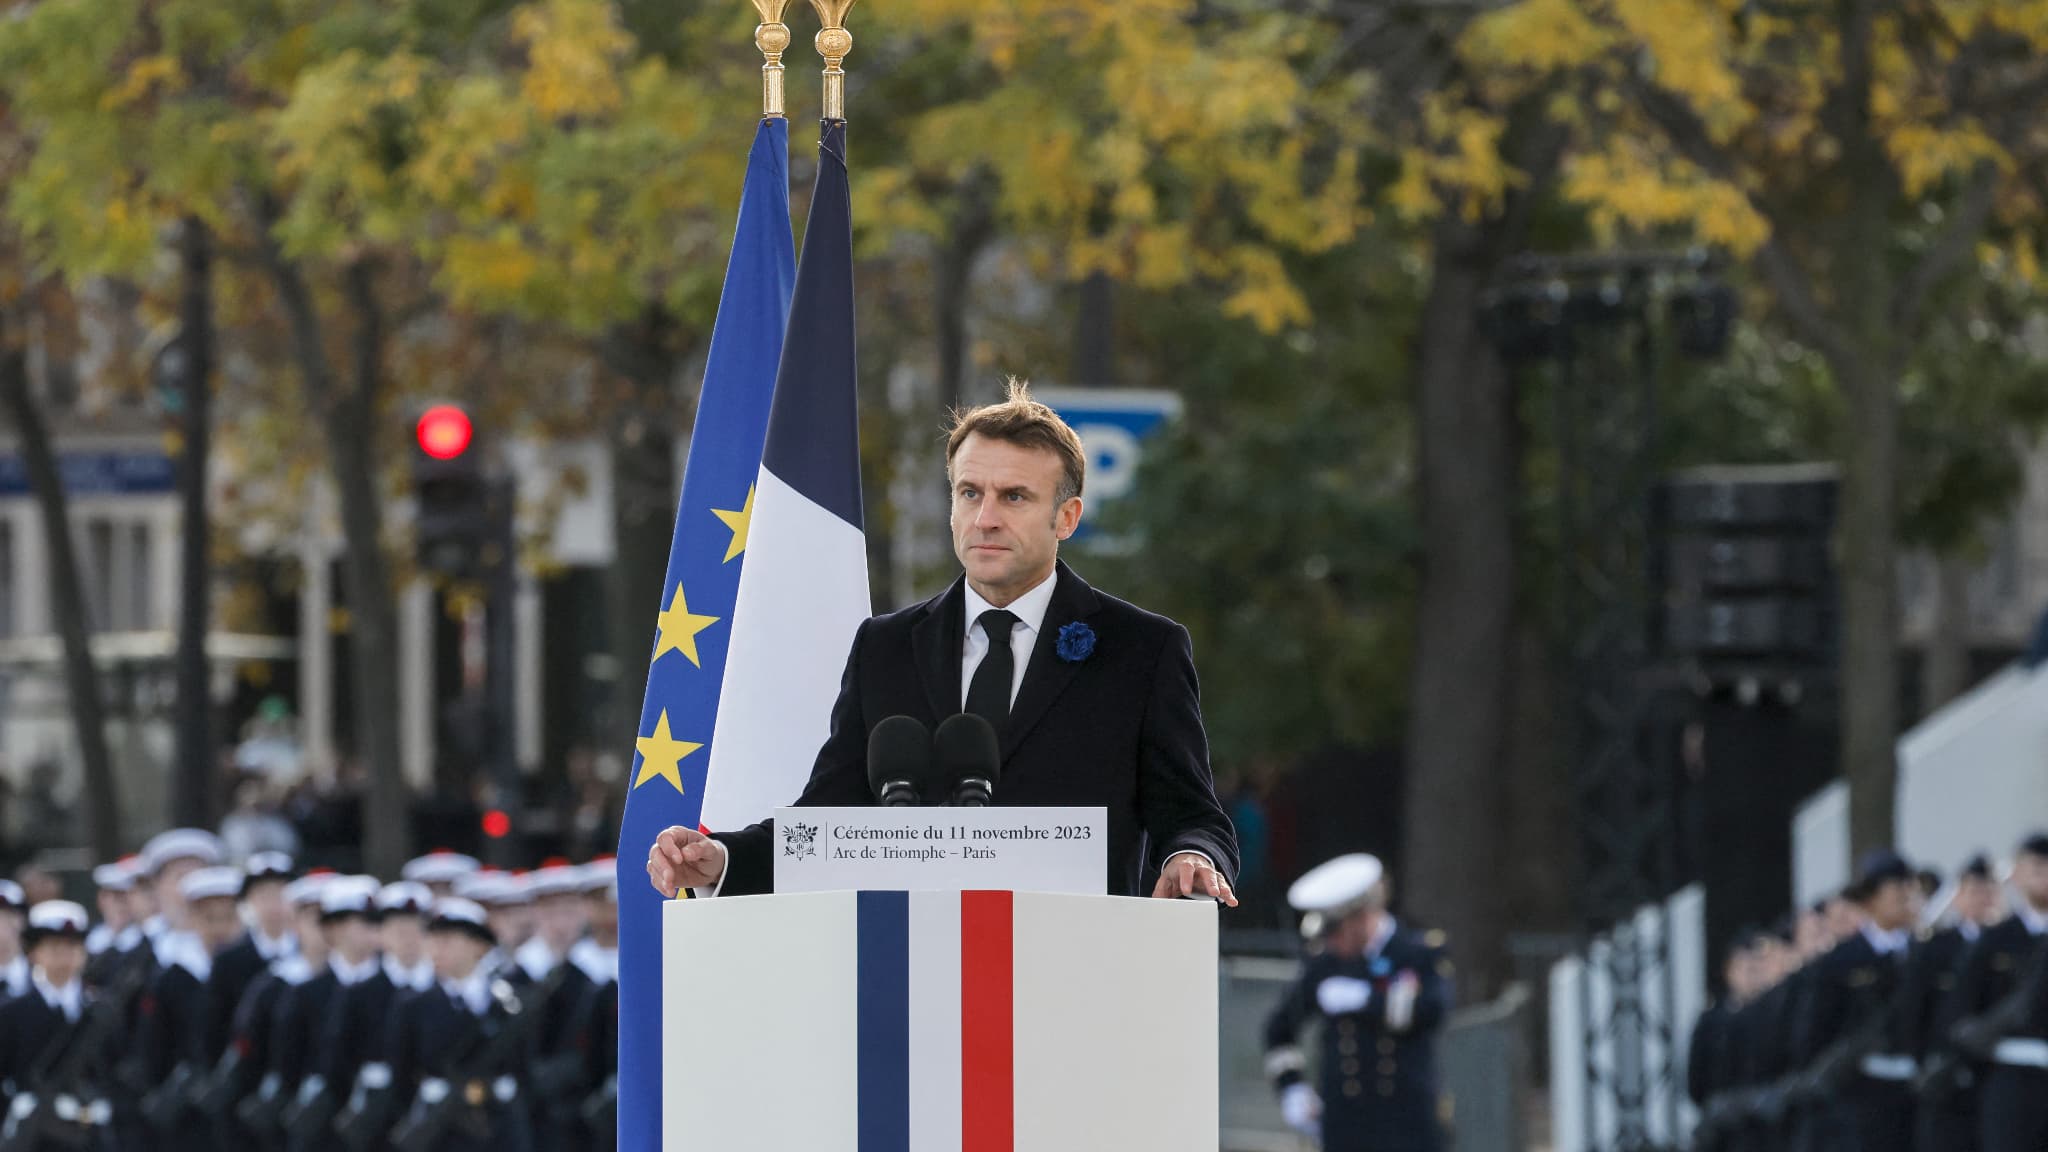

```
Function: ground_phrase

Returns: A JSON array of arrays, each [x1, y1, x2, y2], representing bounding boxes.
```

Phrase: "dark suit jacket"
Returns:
[[713, 561, 1239, 898]]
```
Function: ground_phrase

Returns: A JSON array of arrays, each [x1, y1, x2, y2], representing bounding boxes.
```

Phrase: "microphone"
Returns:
[[934, 713, 1001, 807], [866, 716, 934, 807]]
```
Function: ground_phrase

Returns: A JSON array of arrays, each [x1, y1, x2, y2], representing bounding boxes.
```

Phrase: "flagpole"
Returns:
[[753, 0, 793, 119], [808, 0, 856, 122]]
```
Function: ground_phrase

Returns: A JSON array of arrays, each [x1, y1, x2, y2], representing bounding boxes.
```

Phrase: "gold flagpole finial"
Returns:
[[807, 0, 856, 122], [751, 0, 793, 119]]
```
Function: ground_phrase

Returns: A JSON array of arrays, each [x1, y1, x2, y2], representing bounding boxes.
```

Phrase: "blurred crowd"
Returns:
[[1687, 834, 2048, 1152], [0, 828, 619, 1152]]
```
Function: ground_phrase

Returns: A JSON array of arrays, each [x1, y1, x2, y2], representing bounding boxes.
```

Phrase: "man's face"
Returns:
[[535, 895, 586, 951], [430, 931, 489, 982], [190, 897, 243, 954], [583, 894, 618, 943], [382, 916, 426, 966], [127, 885, 157, 924], [155, 859, 203, 924], [948, 435, 1082, 604], [1953, 875, 2000, 925], [1825, 897, 1863, 941], [1866, 879, 1915, 932], [31, 938, 85, 987], [97, 889, 132, 930], [331, 916, 377, 963], [0, 911, 20, 960], [245, 883, 289, 938], [2015, 853, 2048, 908], [487, 905, 531, 950], [295, 906, 330, 966]]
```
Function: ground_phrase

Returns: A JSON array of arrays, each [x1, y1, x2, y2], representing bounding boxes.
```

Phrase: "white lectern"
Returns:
[[661, 889, 1218, 1152]]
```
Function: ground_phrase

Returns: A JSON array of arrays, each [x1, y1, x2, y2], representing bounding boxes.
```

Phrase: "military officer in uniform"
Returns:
[[1264, 854, 1451, 1152], [401, 852, 481, 901], [0, 881, 28, 1003], [0, 901, 118, 1151], [1901, 855, 1999, 1152], [1794, 851, 1921, 1152], [135, 864, 248, 1151], [277, 876, 382, 1152], [1952, 832, 2048, 1152], [384, 898, 535, 1152]]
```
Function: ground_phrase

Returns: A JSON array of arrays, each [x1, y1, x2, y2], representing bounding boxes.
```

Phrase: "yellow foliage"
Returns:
[[1606, 0, 1751, 140], [102, 55, 185, 110], [1886, 123, 2011, 199], [512, 0, 633, 120], [1462, 0, 1613, 74], [1561, 139, 1768, 255]]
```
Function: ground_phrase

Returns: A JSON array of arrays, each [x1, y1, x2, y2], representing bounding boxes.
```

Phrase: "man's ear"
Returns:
[[1054, 497, 1084, 541]]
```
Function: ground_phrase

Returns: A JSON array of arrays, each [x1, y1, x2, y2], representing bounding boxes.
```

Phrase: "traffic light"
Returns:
[[411, 403, 489, 576]]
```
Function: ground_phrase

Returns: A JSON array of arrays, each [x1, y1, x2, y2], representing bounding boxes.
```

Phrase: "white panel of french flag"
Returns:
[[662, 890, 1216, 1152]]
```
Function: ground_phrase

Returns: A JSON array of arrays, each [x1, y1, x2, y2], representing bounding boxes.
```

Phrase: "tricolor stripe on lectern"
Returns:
[[856, 891, 1018, 1152]]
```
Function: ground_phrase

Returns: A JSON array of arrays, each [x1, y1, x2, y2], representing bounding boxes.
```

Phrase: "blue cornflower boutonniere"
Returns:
[[1369, 956, 1393, 979], [1056, 621, 1096, 663]]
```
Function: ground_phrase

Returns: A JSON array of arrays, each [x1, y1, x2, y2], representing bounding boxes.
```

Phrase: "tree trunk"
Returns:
[[602, 309, 685, 747], [0, 327, 121, 859], [256, 221, 411, 876], [173, 216, 216, 827], [1831, 0, 1902, 858], [935, 171, 994, 414], [1921, 553, 1972, 713], [1402, 210, 1519, 999]]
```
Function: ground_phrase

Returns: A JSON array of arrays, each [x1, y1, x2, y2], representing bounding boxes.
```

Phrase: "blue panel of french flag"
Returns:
[[661, 890, 1215, 1152]]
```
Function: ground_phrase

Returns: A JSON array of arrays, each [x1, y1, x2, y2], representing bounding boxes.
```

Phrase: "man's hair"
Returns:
[[946, 378, 1086, 505]]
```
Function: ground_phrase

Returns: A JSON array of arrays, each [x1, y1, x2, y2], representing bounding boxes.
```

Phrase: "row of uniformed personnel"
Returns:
[[0, 829, 621, 1152], [1687, 833, 2048, 1152]]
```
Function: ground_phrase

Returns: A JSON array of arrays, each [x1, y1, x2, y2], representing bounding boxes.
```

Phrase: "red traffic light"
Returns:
[[481, 809, 511, 839], [416, 404, 474, 461]]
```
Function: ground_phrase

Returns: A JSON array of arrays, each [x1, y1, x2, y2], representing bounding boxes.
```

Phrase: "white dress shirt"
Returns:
[[2, 954, 31, 1000], [2019, 900, 2048, 936], [33, 972, 82, 1022], [331, 954, 381, 987], [960, 570, 1059, 709], [252, 929, 297, 964], [443, 968, 495, 1016], [384, 956, 436, 992], [1860, 922, 1910, 957]]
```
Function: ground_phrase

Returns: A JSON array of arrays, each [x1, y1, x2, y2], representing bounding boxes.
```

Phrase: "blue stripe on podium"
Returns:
[[858, 890, 911, 1151]]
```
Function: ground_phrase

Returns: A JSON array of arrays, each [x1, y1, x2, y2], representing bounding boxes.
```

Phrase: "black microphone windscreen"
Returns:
[[867, 716, 933, 801], [933, 712, 1001, 791]]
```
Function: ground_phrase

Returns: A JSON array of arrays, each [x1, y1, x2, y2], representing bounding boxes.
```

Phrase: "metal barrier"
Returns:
[[1219, 954, 1531, 1152]]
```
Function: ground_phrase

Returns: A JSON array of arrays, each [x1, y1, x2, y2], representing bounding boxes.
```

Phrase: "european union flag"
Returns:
[[614, 116, 795, 1152]]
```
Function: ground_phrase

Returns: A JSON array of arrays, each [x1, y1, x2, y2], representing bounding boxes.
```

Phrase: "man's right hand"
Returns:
[[647, 826, 727, 898]]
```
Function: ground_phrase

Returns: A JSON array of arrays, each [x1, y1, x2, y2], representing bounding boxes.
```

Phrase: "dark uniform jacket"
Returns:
[[0, 985, 101, 1113], [1951, 916, 2048, 1152], [1894, 925, 1979, 1152], [383, 978, 537, 1152], [1263, 922, 1452, 1152]]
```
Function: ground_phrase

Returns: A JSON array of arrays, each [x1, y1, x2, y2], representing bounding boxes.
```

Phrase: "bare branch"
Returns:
[[1891, 161, 2000, 338]]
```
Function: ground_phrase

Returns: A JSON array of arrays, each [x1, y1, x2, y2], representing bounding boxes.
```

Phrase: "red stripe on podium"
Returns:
[[961, 890, 1013, 1152]]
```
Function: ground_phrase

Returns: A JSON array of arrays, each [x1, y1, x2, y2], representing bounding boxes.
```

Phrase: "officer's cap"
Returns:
[[454, 871, 531, 907], [428, 898, 497, 946], [1961, 854, 1994, 882], [1286, 854, 1385, 917], [0, 880, 25, 915], [284, 871, 336, 909], [142, 828, 225, 876], [93, 862, 135, 893], [528, 860, 584, 900], [2019, 831, 2048, 860], [402, 850, 481, 885], [1849, 848, 1913, 901], [318, 876, 381, 921], [579, 857, 619, 898], [377, 882, 435, 918], [243, 852, 295, 893], [180, 865, 245, 904], [23, 900, 89, 948]]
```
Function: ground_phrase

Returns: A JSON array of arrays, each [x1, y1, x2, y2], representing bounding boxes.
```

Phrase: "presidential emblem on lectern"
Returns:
[[782, 822, 820, 860]]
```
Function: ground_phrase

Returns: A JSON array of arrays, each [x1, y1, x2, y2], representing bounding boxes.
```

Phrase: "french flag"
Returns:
[[664, 890, 1216, 1152], [699, 118, 871, 834]]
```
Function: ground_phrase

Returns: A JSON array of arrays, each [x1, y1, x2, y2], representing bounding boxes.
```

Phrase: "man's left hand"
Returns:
[[1152, 851, 1238, 906]]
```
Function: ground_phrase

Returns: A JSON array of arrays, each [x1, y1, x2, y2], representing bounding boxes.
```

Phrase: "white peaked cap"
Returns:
[[1286, 854, 1385, 915], [180, 865, 245, 903]]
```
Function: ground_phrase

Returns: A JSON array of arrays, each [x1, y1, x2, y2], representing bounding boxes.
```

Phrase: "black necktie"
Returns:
[[965, 609, 1020, 732]]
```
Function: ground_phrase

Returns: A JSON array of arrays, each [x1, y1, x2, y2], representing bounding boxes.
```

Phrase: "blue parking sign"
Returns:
[[1033, 388, 1183, 541]]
